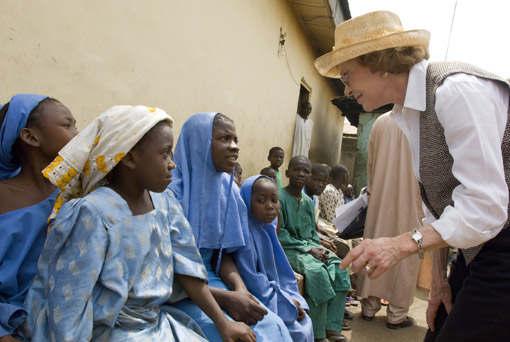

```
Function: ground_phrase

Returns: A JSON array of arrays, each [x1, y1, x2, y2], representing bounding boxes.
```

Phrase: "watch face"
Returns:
[[412, 232, 422, 240]]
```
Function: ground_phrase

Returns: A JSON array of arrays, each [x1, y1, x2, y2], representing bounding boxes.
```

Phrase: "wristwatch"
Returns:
[[411, 228, 424, 259]]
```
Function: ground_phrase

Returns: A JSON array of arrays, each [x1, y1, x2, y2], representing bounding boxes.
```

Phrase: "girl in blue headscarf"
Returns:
[[170, 112, 292, 341], [236, 175, 314, 342], [0, 94, 77, 340]]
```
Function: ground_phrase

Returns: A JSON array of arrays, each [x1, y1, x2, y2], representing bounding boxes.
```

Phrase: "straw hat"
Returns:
[[314, 11, 430, 78]]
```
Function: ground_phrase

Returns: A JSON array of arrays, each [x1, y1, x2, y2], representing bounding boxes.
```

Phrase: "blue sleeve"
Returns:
[[166, 192, 207, 281], [0, 303, 25, 337], [26, 199, 108, 341]]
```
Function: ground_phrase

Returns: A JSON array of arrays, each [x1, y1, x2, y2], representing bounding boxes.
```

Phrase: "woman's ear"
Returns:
[[121, 151, 137, 170], [19, 127, 40, 147]]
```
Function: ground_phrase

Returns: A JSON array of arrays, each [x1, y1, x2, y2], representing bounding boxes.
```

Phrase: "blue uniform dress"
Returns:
[[169, 112, 292, 342], [236, 176, 314, 342], [0, 190, 57, 339], [24, 187, 209, 342]]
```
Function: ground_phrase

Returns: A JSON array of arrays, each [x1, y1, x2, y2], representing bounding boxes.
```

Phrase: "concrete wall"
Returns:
[[352, 112, 381, 195], [340, 134, 357, 181], [1, 0, 344, 180]]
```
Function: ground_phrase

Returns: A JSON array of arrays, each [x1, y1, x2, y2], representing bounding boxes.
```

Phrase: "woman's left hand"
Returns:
[[339, 237, 409, 278]]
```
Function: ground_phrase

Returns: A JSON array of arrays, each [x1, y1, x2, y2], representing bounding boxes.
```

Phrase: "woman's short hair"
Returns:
[[356, 45, 430, 74]]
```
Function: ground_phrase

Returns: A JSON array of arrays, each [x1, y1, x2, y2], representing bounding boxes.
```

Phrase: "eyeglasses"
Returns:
[[339, 71, 350, 87]]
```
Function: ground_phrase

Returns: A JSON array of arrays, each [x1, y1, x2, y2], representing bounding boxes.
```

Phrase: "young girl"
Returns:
[[0, 94, 77, 341], [170, 112, 292, 341], [23, 106, 255, 342], [236, 175, 314, 342]]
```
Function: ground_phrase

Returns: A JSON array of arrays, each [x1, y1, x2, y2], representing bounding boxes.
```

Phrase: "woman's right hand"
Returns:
[[309, 247, 328, 264], [218, 321, 257, 342], [222, 290, 268, 325]]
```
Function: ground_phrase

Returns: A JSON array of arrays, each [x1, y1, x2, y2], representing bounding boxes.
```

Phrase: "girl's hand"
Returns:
[[222, 290, 268, 325], [292, 299, 306, 321], [309, 247, 328, 264], [218, 321, 257, 342], [0, 335, 20, 342]]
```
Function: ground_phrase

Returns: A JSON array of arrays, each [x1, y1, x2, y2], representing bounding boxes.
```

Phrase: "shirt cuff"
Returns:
[[0, 303, 27, 337], [431, 205, 504, 248]]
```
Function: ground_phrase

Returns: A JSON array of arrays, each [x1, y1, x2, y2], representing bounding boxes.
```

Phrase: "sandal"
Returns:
[[327, 331, 351, 342]]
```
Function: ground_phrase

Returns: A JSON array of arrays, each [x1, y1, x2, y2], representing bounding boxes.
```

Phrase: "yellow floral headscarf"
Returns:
[[43, 105, 173, 220]]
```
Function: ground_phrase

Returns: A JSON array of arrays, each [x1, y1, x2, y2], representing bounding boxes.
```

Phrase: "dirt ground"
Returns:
[[342, 288, 430, 342]]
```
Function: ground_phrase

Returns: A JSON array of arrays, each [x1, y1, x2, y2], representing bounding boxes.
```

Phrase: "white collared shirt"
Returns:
[[391, 59, 509, 248]]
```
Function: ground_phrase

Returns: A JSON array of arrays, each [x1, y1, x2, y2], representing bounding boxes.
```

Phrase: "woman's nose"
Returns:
[[344, 84, 352, 96]]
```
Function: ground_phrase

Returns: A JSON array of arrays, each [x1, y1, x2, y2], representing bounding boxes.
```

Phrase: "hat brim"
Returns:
[[314, 29, 430, 78]]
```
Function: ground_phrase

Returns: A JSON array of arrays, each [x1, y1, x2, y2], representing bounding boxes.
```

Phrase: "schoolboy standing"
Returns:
[[267, 146, 284, 188], [278, 156, 351, 342]]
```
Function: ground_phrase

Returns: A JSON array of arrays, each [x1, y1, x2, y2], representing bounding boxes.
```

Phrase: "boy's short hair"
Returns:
[[260, 166, 276, 175], [330, 164, 348, 180], [311, 163, 329, 177], [288, 155, 311, 169], [268, 146, 284, 156]]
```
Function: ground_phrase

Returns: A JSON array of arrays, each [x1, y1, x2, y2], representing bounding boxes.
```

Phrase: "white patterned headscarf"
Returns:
[[43, 105, 173, 219]]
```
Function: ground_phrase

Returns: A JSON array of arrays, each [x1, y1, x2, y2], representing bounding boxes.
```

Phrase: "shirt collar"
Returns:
[[403, 59, 429, 112]]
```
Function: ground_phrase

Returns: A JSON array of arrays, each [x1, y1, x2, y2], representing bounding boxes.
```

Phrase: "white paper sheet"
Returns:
[[333, 191, 368, 233]]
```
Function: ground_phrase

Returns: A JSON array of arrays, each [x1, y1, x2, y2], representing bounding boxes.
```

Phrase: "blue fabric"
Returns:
[[236, 176, 314, 342], [0, 189, 57, 338], [169, 114, 291, 342], [0, 94, 48, 180], [174, 249, 293, 342], [168, 112, 249, 252], [24, 187, 209, 342], [303, 188, 316, 207]]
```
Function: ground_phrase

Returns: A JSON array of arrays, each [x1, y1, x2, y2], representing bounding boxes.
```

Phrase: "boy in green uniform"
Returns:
[[278, 156, 351, 342], [268, 146, 284, 188]]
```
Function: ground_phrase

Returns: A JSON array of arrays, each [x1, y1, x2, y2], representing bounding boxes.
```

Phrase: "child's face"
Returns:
[[34, 102, 78, 160], [286, 159, 312, 189], [251, 178, 279, 223], [268, 150, 284, 169], [234, 168, 242, 187], [307, 171, 329, 196], [131, 122, 176, 192], [211, 120, 239, 173]]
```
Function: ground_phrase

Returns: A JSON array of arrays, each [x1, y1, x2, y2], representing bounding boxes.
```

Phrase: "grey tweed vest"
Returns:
[[419, 61, 510, 265]]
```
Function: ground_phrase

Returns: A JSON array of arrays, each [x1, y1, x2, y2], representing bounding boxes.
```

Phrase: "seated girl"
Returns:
[[23, 106, 255, 342], [0, 94, 77, 341], [236, 175, 314, 342], [169, 112, 292, 341]]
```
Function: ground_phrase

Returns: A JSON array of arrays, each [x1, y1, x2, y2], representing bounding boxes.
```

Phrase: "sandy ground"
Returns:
[[341, 288, 430, 342]]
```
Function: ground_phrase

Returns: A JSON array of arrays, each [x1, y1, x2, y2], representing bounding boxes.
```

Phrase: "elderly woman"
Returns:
[[314, 11, 510, 342]]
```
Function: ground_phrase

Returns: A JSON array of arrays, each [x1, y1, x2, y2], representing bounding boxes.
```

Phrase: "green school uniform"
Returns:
[[276, 170, 283, 188], [278, 189, 350, 338]]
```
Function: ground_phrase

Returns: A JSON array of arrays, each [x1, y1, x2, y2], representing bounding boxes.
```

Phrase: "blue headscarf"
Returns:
[[236, 175, 308, 324], [0, 94, 48, 180], [169, 112, 249, 252]]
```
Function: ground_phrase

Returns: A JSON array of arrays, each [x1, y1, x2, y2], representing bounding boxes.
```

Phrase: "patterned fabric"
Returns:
[[43, 105, 172, 220], [419, 62, 510, 264], [0, 94, 48, 180], [0, 190, 57, 338], [236, 176, 313, 342], [318, 184, 344, 224], [23, 188, 208, 342]]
